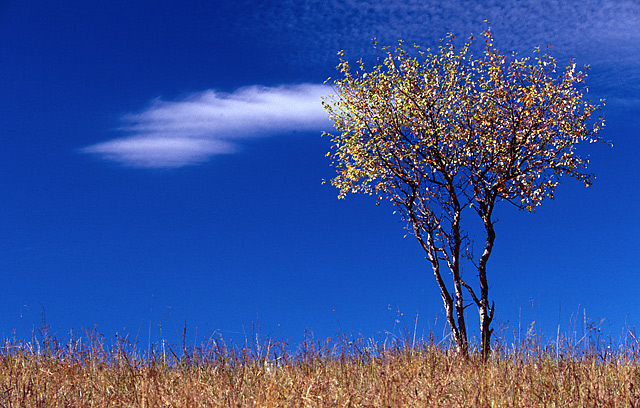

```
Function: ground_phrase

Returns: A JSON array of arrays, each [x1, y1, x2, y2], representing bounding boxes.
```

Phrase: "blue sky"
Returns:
[[1, 0, 639, 350]]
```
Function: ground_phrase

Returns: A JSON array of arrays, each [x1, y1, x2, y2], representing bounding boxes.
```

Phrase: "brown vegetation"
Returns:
[[2, 326, 640, 407]]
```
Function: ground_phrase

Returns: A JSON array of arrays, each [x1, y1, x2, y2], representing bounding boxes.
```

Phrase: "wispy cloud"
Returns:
[[230, 0, 639, 106], [84, 0, 639, 168], [81, 84, 332, 168], [233, 0, 639, 62]]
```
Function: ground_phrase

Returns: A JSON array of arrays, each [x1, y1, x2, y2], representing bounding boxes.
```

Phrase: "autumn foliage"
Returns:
[[323, 27, 605, 358]]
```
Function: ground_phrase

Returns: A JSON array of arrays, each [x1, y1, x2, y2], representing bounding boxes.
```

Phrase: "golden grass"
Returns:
[[2, 329, 640, 407]]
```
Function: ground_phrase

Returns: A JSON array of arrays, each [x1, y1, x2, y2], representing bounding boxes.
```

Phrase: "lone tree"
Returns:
[[322, 27, 605, 359]]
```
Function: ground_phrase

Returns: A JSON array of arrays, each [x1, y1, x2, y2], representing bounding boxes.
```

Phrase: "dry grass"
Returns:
[[2, 326, 640, 407]]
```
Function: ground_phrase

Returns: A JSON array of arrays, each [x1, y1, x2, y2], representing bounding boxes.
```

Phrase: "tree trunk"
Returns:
[[451, 203, 468, 356], [478, 205, 496, 361], [413, 223, 468, 357], [480, 304, 494, 360]]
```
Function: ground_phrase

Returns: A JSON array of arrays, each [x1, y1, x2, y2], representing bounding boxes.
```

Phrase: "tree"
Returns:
[[322, 27, 605, 359]]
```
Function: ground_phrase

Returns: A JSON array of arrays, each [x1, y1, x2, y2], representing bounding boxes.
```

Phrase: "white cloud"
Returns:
[[82, 137, 236, 168], [81, 84, 333, 168]]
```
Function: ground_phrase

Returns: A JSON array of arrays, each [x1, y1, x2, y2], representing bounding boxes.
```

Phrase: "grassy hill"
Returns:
[[2, 327, 640, 407]]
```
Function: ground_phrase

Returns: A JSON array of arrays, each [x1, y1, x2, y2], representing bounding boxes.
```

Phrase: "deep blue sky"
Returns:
[[1, 0, 638, 350]]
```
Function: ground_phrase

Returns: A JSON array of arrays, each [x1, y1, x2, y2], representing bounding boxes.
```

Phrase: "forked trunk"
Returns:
[[413, 222, 469, 358]]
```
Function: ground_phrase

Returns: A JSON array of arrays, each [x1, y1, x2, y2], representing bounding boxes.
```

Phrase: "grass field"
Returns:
[[2, 324, 640, 407]]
